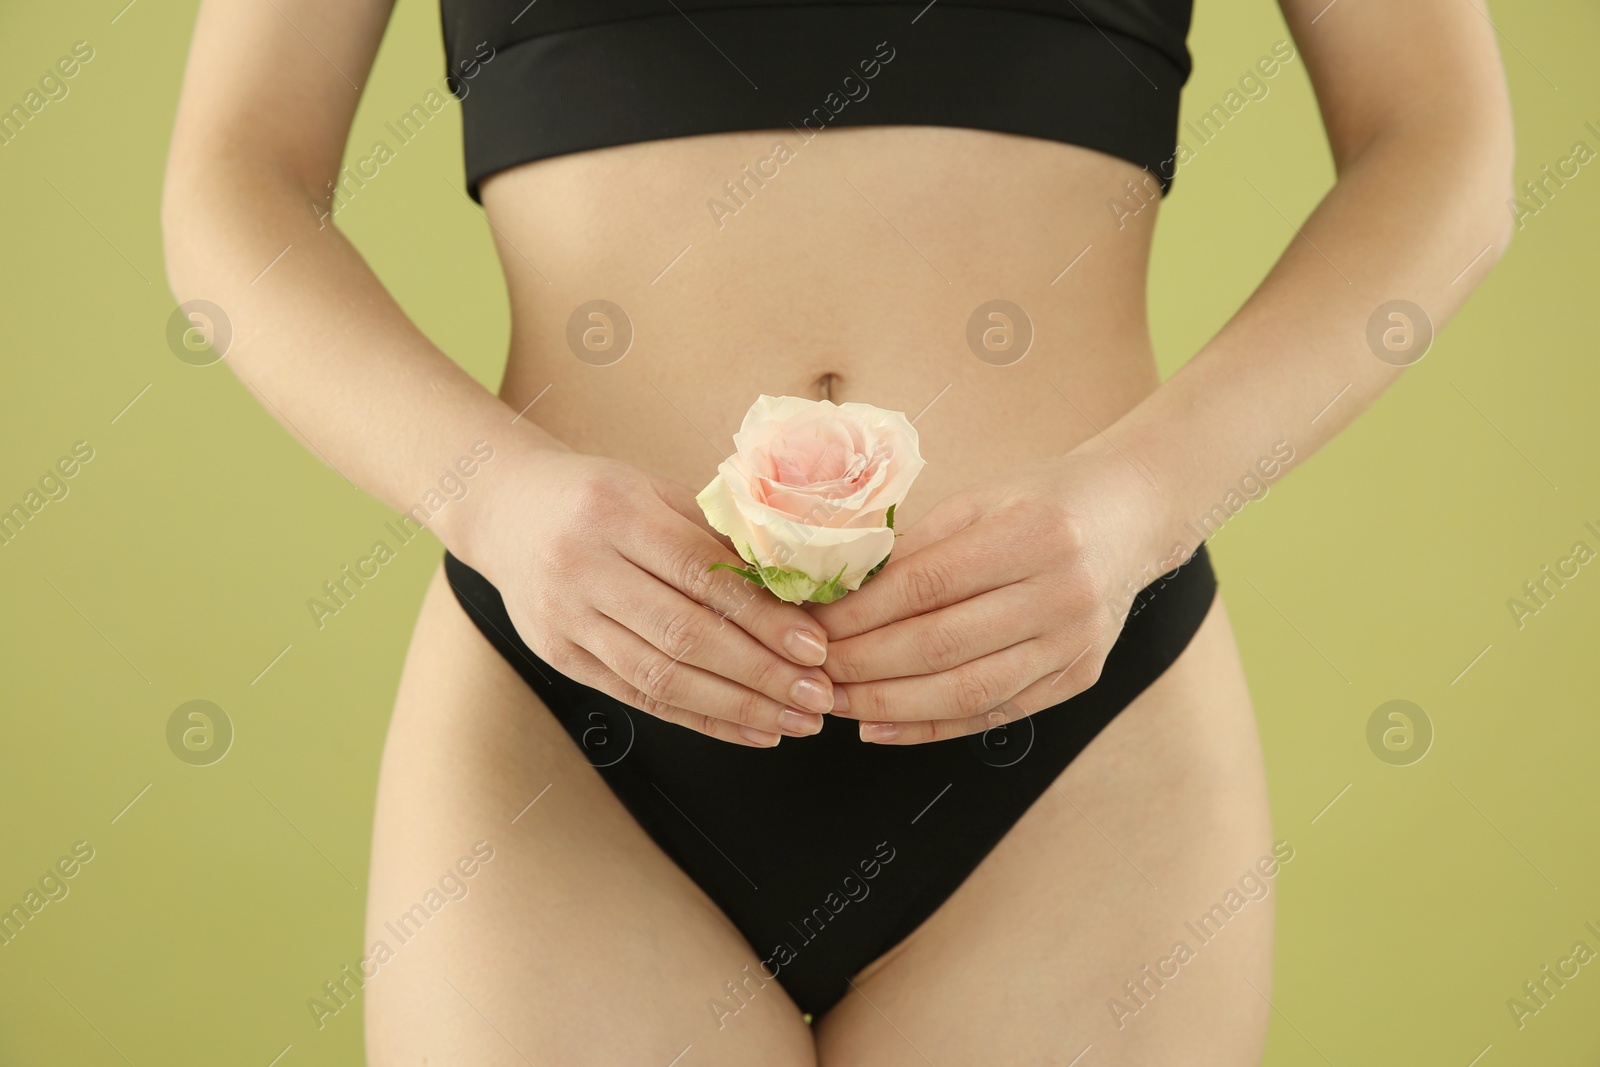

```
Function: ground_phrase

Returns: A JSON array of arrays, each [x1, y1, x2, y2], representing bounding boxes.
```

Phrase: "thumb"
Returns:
[[882, 492, 978, 562], [655, 474, 748, 559], [655, 472, 714, 526]]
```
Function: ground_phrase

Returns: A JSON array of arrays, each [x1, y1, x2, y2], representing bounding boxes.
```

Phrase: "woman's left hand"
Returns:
[[806, 447, 1178, 744]]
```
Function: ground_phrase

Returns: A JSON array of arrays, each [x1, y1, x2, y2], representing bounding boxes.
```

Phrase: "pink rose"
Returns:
[[696, 394, 926, 603]]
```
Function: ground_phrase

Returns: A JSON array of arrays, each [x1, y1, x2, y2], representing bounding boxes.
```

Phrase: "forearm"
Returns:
[[161, 162, 569, 558], [1096, 122, 1515, 570]]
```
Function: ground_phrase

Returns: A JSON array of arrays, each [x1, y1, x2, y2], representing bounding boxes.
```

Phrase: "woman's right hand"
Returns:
[[464, 449, 836, 746]]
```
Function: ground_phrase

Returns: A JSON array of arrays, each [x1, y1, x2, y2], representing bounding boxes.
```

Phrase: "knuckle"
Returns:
[[635, 690, 675, 720], [905, 558, 954, 612], [948, 666, 995, 716], [742, 649, 783, 695], [657, 608, 705, 662], [1048, 508, 1088, 556], [1020, 500, 1070, 546], [824, 648, 863, 685], [536, 533, 586, 581], [716, 579, 762, 626], [920, 621, 967, 672], [670, 541, 720, 604], [855, 683, 889, 721], [1077, 653, 1105, 689], [542, 639, 579, 674], [632, 651, 683, 701], [1060, 567, 1107, 616], [730, 688, 768, 729], [567, 474, 625, 519], [1077, 566, 1110, 606]]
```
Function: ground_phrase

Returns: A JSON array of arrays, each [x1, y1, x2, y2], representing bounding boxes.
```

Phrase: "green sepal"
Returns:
[[806, 563, 853, 604], [707, 561, 764, 584], [861, 505, 898, 583]]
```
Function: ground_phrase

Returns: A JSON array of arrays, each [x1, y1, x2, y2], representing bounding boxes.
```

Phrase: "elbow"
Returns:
[[1417, 116, 1518, 278], [159, 157, 267, 303], [160, 150, 326, 301], [1460, 95, 1518, 268], [160, 155, 206, 304], [1349, 98, 1518, 272], [1480, 123, 1518, 269]]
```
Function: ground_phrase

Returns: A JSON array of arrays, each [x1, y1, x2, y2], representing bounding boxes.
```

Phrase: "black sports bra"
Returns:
[[439, 1, 1194, 204]]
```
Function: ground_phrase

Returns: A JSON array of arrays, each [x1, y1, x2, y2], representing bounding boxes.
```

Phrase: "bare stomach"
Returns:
[[479, 125, 1162, 526]]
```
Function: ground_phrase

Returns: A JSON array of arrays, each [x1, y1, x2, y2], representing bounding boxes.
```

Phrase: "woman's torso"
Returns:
[[480, 125, 1162, 526]]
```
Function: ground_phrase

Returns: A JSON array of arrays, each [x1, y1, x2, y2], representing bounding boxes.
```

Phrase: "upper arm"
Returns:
[[1275, 0, 1513, 171], [165, 0, 396, 198]]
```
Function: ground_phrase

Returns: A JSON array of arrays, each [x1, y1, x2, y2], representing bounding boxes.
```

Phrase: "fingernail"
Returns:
[[784, 628, 827, 666], [831, 684, 850, 714], [739, 725, 782, 747], [790, 677, 833, 714], [780, 708, 825, 736], [860, 721, 898, 743]]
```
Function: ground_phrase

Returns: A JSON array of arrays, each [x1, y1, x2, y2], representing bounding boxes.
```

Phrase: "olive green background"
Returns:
[[2, 0, 1597, 1063]]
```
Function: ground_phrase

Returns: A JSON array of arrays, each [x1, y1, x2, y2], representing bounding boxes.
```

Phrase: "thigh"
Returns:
[[815, 595, 1276, 1067], [362, 563, 816, 1066]]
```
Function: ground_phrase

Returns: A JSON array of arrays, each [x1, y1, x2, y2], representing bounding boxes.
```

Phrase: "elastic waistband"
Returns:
[[440, 541, 1215, 711], [449, 4, 1187, 203]]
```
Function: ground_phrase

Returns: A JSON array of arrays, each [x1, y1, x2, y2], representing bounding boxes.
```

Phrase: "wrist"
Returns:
[[429, 427, 574, 570], [1059, 437, 1191, 589]]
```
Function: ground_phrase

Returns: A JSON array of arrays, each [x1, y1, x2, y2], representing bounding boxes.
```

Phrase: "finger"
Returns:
[[880, 494, 975, 560], [830, 639, 1053, 723], [576, 614, 827, 741], [806, 521, 1028, 642], [590, 558, 836, 715], [554, 640, 788, 747], [807, 499, 974, 637], [617, 509, 832, 668], [1005, 644, 1105, 710], [858, 699, 1027, 745], [823, 585, 1037, 684], [858, 644, 1106, 744], [655, 476, 723, 532]]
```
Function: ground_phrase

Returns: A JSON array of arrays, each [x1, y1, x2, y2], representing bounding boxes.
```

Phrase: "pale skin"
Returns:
[[163, 0, 1512, 1062]]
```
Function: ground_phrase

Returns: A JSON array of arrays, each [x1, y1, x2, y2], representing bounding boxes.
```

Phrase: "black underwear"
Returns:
[[439, 0, 1195, 203], [442, 545, 1216, 1018]]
